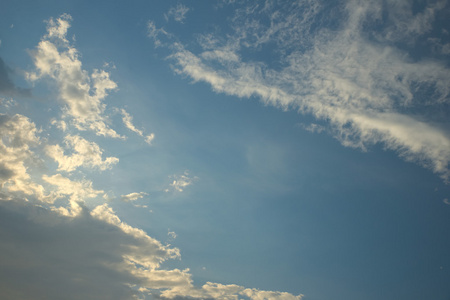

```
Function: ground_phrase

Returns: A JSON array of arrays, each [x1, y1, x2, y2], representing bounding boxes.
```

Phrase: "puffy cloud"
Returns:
[[27, 14, 122, 139], [160, 0, 450, 181], [0, 114, 49, 202], [43, 173, 103, 202], [43, 173, 104, 216], [46, 134, 119, 172], [120, 192, 148, 202], [50, 119, 68, 131], [147, 21, 170, 48], [119, 108, 155, 145]]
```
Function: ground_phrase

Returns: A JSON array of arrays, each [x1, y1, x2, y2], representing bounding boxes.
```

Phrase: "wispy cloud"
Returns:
[[147, 21, 170, 47], [156, 0, 450, 182], [120, 192, 148, 202], [165, 3, 190, 23], [119, 108, 155, 144], [166, 171, 198, 192]]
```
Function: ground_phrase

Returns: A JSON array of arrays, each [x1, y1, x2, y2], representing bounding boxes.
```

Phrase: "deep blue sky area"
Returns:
[[0, 1, 450, 300]]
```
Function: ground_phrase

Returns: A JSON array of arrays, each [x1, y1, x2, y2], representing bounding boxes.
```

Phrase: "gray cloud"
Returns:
[[0, 198, 182, 300], [0, 199, 139, 300], [0, 57, 31, 97]]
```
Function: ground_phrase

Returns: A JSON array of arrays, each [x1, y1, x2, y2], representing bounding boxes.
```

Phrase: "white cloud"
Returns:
[[46, 134, 119, 172], [119, 108, 155, 145], [165, 3, 190, 23], [160, 0, 450, 182], [166, 171, 198, 192], [121, 192, 148, 202], [27, 14, 122, 139]]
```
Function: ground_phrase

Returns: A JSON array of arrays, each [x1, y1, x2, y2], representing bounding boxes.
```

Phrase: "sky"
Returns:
[[0, 0, 450, 299]]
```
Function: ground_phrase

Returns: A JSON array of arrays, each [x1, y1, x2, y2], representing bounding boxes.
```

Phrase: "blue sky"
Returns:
[[1, 1, 450, 299]]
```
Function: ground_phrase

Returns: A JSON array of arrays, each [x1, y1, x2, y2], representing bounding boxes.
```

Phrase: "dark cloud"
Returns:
[[0, 57, 31, 97], [0, 199, 151, 300]]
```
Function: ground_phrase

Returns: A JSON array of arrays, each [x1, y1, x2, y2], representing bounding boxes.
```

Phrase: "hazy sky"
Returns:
[[1, 1, 450, 299]]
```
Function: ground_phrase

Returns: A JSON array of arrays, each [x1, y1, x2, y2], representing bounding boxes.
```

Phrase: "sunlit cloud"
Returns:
[[0, 114, 49, 202], [46, 135, 119, 172], [27, 14, 122, 139]]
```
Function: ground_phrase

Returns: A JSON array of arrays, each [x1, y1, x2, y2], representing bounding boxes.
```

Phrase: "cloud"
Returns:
[[27, 14, 122, 139], [0, 198, 182, 300], [147, 21, 170, 47], [43, 173, 103, 202], [299, 123, 325, 134], [0, 114, 50, 202], [50, 118, 67, 131], [165, 3, 190, 23], [0, 195, 303, 300], [166, 171, 198, 192], [46, 134, 119, 172], [156, 0, 450, 182], [159, 282, 303, 300], [0, 13, 304, 300], [168, 230, 177, 240], [120, 192, 148, 202], [119, 108, 155, 144], [0, 57, 31, 97]]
